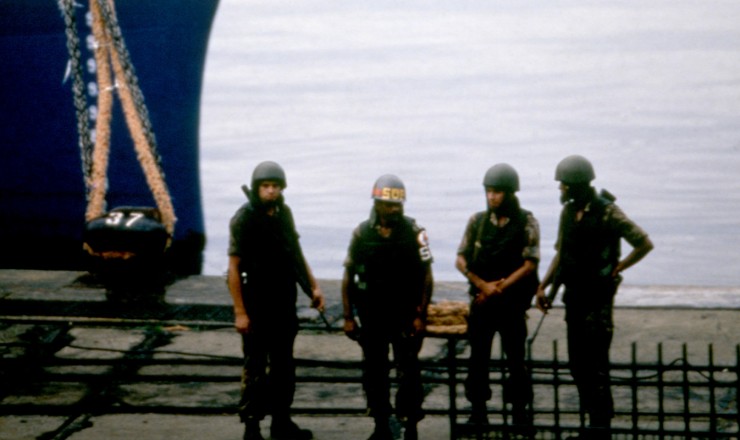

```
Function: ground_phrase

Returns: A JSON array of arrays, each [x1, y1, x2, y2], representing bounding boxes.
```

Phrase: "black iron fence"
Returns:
[[1, 321, 738, 440], [449, 338, 739, 439]]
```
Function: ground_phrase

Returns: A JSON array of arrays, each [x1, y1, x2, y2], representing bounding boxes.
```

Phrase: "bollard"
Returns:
[[83, 206, 170, 304]]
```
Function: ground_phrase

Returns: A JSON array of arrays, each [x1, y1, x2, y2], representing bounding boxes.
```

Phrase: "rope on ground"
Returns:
[[426, 300, 469, 336]]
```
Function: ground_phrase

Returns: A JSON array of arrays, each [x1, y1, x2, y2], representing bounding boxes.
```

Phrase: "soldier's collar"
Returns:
[[488, 211, 510, 227]]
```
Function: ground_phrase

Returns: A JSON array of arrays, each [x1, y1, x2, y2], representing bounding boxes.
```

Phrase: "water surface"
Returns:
[[199, 1, 740, 306]]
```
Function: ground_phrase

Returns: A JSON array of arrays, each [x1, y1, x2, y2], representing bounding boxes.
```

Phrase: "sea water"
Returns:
[[199, 0, 740, 307]]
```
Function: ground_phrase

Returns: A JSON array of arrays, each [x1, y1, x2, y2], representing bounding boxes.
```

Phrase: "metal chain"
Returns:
[[60, 0, 175, 236], [58, 0, 94, 197]]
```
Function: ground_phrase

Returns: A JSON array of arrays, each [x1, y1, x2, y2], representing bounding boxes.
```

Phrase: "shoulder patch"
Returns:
[[417, 228, 433, 262]]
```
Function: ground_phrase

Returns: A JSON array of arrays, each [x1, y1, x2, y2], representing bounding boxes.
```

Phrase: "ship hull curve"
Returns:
[[0, 0, 220, 275]]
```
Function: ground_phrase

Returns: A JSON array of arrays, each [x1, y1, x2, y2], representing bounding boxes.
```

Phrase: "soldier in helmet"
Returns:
[[227, 161, 325, 440], [342, 174, 434, 440], [455, 163, 539, 428], [536, 155, 653, 439]]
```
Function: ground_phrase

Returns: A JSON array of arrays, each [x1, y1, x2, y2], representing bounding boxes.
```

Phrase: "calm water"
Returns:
[[199, 1, 740, 306]]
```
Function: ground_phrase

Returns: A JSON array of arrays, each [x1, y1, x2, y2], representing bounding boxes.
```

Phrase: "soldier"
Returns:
[[227, 161, 325, 440], [342, 174, 434, 440], [536, 155, 653, 439], [455, 163, 539, 427]]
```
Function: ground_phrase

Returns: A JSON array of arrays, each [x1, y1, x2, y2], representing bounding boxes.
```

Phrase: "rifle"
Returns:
[[240, 184, 253, 202], [543, 277, 562, 312], [240, 184, 331, 329], [528, 276, 561, 346], [240, 184, 313, 292]]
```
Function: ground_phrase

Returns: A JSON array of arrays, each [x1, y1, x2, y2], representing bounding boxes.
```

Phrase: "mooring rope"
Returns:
[[61, 0, 176, 240], [86, 0, 114, 220], [92, 0, 176, 237]]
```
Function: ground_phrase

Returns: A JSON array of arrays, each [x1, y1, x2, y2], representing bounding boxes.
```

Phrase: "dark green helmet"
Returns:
[[251, 161, 287, 188], [483, 163, 519, 192], [371, 174, 406, 204], [555, 155, 595, 184]]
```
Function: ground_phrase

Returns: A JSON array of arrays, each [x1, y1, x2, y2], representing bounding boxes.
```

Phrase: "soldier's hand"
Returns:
[[344, 318, 360, 341], [473, 280, 504, 305], [235, 313, 252, 334], [472, 291, 487, 306], [484, 279, 505, 296], [410, 316, 426, 337], [535, 287, 550, 314], [311, 288, 325, 313]]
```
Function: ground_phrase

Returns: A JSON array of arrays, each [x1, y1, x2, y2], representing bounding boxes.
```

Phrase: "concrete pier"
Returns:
[[1, 269, 738, 439]]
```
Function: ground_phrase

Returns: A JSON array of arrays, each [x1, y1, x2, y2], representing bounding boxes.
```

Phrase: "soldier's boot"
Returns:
[[243, 420, 264, 440], [588, 414, 611, 440], [403, 421, 418, 440], [368, 417, 393, 440], [512, 406, 532, 426], [270, 416, 312, 440], [468, 402, 489, 425], [511, 406, 536, 437]]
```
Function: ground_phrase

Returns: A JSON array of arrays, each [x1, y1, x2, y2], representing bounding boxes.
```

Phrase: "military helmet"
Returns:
[[555, 155, 595, 184], [251, 161, 287, 188], [483, 163, 519, 192], [371, 174, 406, 204]]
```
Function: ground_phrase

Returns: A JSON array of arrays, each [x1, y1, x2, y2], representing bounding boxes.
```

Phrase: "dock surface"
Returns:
[[1, 269, 739, 439]]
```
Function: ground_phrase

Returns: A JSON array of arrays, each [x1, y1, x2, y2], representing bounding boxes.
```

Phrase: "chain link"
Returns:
[[59, 0, 169, 197], [58, 0, 94, 197]]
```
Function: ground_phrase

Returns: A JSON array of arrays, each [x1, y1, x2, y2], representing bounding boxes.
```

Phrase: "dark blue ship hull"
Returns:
[[0, 1, 220, 275]]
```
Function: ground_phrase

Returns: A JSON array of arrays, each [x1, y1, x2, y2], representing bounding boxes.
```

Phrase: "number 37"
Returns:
[[105, 211, 144, 227]]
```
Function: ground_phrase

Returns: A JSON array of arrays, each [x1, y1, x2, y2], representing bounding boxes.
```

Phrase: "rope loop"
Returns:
[[60, 0, 176, 242]]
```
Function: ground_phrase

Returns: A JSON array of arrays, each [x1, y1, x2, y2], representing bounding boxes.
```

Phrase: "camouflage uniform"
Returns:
[[457, 207, 539, 418], [228, 201, 304, 424], [556, 192, 650, 429], [344, 214, 433, 424]]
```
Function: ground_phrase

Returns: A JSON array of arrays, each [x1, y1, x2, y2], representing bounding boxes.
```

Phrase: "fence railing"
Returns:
[[449, 337, 739, 440], [1, 322, 738, 440]]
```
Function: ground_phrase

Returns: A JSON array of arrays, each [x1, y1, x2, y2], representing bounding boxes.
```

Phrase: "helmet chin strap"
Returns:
[[373, 201, 404, 227], [261, 199, 279, 209], [562, 184, 595, 209], [382, 211, 403, 226], [490, 193, 519, 218], [560, 192, 571, 206], [252, 193, 284, 211]]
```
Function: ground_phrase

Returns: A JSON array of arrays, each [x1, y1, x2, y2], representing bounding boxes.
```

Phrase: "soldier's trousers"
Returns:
[[238, 325, 298, 422], [465, 302, 532, 410], [360, 330, 425, 423], [566, 304, 615, 428]]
